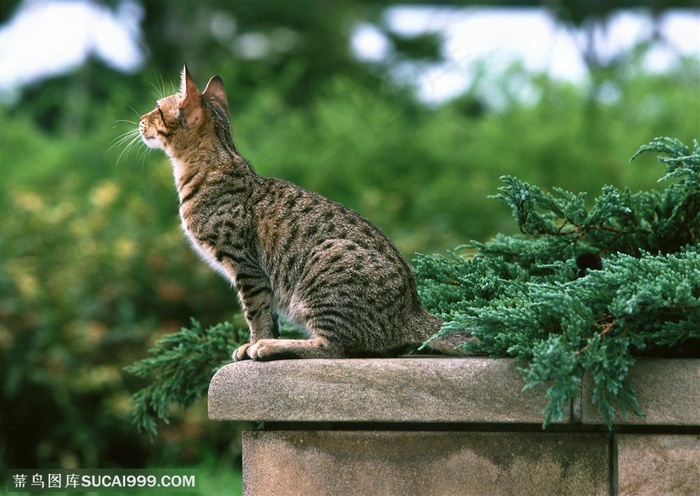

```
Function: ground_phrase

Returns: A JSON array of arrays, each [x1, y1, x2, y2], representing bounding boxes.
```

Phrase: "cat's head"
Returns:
[[139, 66, 232, 159]]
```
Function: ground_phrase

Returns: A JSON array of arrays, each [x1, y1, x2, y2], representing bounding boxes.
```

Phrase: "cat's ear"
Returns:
[[179, 65, 201, 103], [178, 65, 204, 125], [203, 75, 229, 116]]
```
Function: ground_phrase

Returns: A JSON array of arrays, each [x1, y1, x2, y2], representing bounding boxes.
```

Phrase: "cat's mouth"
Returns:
[[138, 121, 160, 149], [140, 134, 159, 148]]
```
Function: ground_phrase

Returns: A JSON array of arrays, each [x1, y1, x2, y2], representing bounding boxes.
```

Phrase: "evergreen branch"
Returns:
[[417, 137, 700, 428], [125, 319, 247, 436]]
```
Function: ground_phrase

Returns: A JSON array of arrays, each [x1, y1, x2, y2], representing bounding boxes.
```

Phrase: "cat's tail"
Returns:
[[423, 330, 481, 356], [414, 311, 481, 356]]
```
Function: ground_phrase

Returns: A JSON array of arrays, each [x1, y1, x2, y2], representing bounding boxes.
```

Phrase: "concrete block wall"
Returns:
[[208, 358, 699, 495]]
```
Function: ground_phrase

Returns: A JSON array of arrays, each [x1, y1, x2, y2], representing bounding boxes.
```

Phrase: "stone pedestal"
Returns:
[[208, 358, 699, 495]]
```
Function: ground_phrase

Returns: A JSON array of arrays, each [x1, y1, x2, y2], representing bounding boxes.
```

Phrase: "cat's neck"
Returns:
[[169, 149, 257, 211], [170, 149, 254, 184]]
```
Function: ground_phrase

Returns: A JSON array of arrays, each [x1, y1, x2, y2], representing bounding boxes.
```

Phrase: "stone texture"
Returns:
[[242, 430, 609, 496], [581, 359, 700, 425], [209, 358, 561, 424], [618, 434, 700, 495]]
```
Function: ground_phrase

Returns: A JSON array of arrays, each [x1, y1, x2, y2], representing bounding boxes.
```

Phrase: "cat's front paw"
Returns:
[[232, 343, 252, 361], [233, 339, 283, 361], [246, 339, 278, 361]]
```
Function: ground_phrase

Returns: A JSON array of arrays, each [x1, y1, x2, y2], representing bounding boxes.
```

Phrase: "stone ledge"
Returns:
[[208, 358, 560, 424], [209, 358, 700, 426]]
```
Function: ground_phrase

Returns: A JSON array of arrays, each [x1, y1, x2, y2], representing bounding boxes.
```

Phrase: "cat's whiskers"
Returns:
[[147, 75, 175, 100], [110, 124, 148, 165], [110, 81, 175, 166], [126, 105, 142, 119]]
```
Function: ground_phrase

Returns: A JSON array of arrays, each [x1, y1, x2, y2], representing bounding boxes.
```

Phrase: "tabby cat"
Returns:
[[139, 66, 469, 361]]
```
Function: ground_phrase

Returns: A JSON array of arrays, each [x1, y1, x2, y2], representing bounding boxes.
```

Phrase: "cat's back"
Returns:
[[252, 175, 411, 272]]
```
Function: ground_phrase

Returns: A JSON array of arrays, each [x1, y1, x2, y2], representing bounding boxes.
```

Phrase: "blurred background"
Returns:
[[1, 0, 698, 491]]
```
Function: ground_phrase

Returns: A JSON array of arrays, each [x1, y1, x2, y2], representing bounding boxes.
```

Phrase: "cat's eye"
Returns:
[[155, 104, 166, 121]]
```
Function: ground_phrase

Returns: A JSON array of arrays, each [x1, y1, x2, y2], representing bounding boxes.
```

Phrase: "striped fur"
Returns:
[[139, 66, 469, 360]]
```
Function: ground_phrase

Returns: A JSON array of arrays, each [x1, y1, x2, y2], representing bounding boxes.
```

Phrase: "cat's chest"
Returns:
[[179, 213, 240, 285]]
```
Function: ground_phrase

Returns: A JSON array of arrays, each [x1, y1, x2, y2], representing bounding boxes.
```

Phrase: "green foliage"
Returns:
[[416, 137, 700, 427], [125, 320, 247, 436], [492, 136, 699, 255]]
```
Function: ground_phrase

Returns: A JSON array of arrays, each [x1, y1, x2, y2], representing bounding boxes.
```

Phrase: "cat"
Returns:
[[138, 65, 471, 361]]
